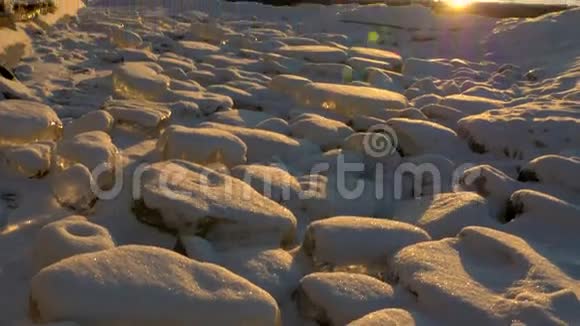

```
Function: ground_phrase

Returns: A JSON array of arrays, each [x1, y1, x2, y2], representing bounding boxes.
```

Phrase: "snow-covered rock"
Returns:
[[348, 47, 402, 71], [101, 99, 171, 131], [457, 102, 580, 159], [277, 45, 348, 63], [56, 131, 118, 188], [393, 192, 498, 239], [50, 164, 97, 212], [348, 308, 420, 326], [0, 100, 62, 144], [181, 240, 306, 302], [440, 94, 503, 115], [112, 62, 170, 101], [33, 216, 115, 270], [518, 155, 580, 192], [30, 245, 280, 325], [296, 83, 408, 118], [136, 160, 297, 248], [2, 142, 53, 178], [231, 164, 301, 204], [386, 118, 464, 157], [199, 122, 320, 164], [290, 114, 354, 150], [63, 111, 114, 138], [157, 125, 247, 167], [392, 226, 580, 325], [297, 272, 396, 325], [303, 216, 430, 269], [110, 29, 143, 48]]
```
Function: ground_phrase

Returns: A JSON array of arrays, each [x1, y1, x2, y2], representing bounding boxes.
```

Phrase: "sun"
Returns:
[[448, 0, 471, 8]]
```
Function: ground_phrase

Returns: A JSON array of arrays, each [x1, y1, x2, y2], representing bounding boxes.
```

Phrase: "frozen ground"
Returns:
[[0, 1, 579, 325]]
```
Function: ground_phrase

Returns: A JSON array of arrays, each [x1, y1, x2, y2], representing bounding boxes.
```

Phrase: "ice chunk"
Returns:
[[393, 192, 497, 239], [56, 131, 118, 189], [179, 41, 221, 61], [457, 102, 580, 159], [158, 125, 247, 167], [255, 118, 291, 135], [136, 160, 297, 248], [519, 155, 580, 192], [290, 114, 353, 150], [50, 164, 97, 212], [158, 55, 195, 73], [110, 29, 142, 48], [348, 308, 419, 326], [269, 74, 312, 97], [303, 216, 430, 268], [504, 189, 580, 277], [297, 272, 396, 325], [347, 57, 393, 75], [210, 109, 274, 128], [101, 99, 171, 130], [63, 111, 114, 138], [231, 164, 301, 204], [440, 94, 503, 115], [164, 90, 233, 114], [199, 122, 320, 164], [112, 62, 170, 101], [386, 118, 464, 157], [0, 100, 62, 144], [30, 245, 280, 325], [296, 83, 408, 118], [348, 47, 402, 71], [2, 142, 53, 178], [392, 227, 580, 325], [32, 216, 115, 270], [277, 45, 348, 63], [299, 63, 353, 83], [181, 239, 305, 302], [0, 75, 38, 101]]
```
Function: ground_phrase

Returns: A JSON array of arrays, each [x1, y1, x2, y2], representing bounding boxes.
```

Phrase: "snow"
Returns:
[[30, 245, 280, 325], [0, 1, 578, 324]]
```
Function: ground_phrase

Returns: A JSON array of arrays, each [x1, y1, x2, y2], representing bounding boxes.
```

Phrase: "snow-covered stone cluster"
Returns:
[[0, 1, 579, 325]]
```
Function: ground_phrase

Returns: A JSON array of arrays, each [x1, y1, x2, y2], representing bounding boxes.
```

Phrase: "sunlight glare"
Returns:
[[448, 0, 470, 9]]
